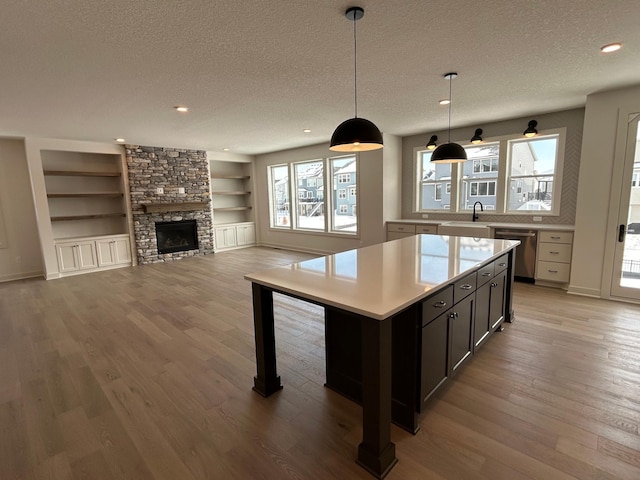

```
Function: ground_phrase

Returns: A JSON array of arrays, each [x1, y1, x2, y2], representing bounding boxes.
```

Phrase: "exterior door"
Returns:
[[610, 113, 640, 300]]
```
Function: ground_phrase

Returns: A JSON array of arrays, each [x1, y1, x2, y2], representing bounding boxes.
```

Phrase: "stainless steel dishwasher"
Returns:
[[494, 229, 537, 282]]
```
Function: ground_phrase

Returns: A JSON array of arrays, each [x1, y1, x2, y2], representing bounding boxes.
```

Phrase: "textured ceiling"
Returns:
[[1, 0, 639, 155]]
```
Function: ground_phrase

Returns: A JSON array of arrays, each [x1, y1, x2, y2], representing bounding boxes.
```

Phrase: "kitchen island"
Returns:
[[245, 234, 519, 479]]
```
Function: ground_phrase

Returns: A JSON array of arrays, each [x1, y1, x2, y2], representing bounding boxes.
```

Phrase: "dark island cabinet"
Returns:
[[324, 249, 515, 434]]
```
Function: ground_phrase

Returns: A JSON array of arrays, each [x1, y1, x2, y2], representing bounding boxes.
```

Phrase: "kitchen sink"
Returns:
[[437, 221, 491, 238]]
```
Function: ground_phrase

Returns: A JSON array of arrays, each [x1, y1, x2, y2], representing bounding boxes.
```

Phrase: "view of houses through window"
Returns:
[[417, 131, 563, 215], [269, 155, 357, 233]]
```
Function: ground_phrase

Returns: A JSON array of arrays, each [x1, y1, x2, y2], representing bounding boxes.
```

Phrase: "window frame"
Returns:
[[268, 154, 359, 236], [414, 127, 566, 216]]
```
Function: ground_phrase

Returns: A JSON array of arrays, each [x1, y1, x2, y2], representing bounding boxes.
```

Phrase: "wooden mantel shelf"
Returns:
[[141, 202, 209, 213]]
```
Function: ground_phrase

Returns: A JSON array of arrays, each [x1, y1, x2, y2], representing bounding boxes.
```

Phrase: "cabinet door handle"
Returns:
[[482, 272, 492, 277], [459, 284, 473, 290], [449, 312, 458, 319], [491, 282, 498, 288], [433, 300, 447, 308]]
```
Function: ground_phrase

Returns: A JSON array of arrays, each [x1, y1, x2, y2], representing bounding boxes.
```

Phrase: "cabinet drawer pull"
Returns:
[[433, 300, 447, 308], [550, 236, 561, 240], [482, 272, 492, 277], [397, 227, 404, 230], [548, 269, 559, 273], [549, 251, 560, 255], [459, 284, 473, 290], [498, 262, 507, 267]]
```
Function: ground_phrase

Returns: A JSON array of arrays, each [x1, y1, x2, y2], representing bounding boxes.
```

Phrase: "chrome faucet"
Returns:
[[472, 201, 484, 222]]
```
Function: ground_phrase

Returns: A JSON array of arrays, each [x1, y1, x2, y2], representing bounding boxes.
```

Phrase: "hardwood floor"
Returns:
[[1, 246, 639, 479]]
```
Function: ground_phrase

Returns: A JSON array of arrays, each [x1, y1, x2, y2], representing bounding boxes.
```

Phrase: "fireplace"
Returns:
[[155, 220, 199, 254]]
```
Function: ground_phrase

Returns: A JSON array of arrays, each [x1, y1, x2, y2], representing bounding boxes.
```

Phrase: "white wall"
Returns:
[[569, 84, 640, 297], [0, 139, 43, 281], [253, 133, 401, 254]]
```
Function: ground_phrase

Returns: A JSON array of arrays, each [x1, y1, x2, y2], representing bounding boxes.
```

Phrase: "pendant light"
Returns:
[[431, 72, 467, 163], [330, 6, 383, 152]]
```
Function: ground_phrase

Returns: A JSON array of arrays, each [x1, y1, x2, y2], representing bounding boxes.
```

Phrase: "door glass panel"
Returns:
[[612, 114, 640, 297]]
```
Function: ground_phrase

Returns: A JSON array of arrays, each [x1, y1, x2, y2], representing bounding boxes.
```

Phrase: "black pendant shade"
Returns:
[[329, 6, 383, 152], [431, 142, 467, 163], [330, 117, 384, 152]]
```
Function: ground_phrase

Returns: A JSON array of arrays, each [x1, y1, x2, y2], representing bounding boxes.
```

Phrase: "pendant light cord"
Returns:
[[447, 76, 452, 143], [353, 14, 358, 118]]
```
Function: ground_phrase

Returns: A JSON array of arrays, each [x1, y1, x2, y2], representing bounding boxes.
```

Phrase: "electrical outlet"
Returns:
[[533, 216, 542, 222], [422, 214, 429, 219], [156, 187, 164, 194], [178, 187, 185, 194]]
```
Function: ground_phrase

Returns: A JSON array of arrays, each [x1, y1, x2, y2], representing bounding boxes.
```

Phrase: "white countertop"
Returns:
[[388, 219, 574, 231], [245, 235, 519, 320]]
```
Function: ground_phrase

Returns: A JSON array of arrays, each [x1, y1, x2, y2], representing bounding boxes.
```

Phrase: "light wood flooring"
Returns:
[[1, 246, 639, 479]]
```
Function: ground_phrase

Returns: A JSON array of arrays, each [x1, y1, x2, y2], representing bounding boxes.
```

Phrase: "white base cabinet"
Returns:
[[215, 222, 256, 251], [55, 234, 132, 276], [535, 230, 573, 286]]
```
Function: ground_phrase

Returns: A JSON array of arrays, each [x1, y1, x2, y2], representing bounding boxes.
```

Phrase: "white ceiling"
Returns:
[[1, 0, 639, 155]]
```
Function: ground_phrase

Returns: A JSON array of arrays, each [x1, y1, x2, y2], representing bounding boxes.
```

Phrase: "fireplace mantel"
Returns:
[[142, 202, 209, 213]]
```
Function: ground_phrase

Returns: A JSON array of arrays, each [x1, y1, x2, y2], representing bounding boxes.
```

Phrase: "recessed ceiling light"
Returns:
[[174, 106, 189, 112], [223, 148, 230, 152], [115, 138, 126, 143], [439, 99, 450, 105], [600, 42, 622, 53], [303, 129, 311, 133]]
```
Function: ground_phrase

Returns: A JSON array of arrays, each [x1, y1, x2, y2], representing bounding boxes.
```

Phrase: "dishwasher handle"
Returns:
[[495, 230, 537, 237]]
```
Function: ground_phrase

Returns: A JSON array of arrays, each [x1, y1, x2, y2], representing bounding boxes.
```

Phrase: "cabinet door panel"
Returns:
[[236, 224, 256, 246], [474, 281, 491, 349], [96, 240, 116, 266], [450, 295, 474, 373], [56, 244, 79, 273], [113, 237, 132, 264], [489, 271, 507, 330], [420, 310, 449, 410], [76, 242, 98, 270]]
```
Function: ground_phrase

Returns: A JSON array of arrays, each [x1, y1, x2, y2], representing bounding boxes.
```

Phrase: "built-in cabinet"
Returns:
[[210, 159, 256, 251], [54, 234, 131, 275], [40, 149, 134, 277], [386, 222, 438, 240], [536, 230, 574, 286]]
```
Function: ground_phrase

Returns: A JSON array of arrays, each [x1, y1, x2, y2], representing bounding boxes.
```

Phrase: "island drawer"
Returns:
[[453, 272, 477, 304], [387, 223, 416, 234], [494, 254, 509, 274], [422, 286, 453, 326], [477, 263, 495, 285], [539, 231, 573, 244], [416, 225, 438, 234]]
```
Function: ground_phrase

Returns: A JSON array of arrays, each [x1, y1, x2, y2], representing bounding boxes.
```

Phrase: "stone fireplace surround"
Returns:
[[125, 145, 214, 264]]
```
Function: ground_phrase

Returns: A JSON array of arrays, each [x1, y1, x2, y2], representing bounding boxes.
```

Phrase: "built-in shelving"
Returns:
[[209, 158, 255, 251], [44, 170, 121, 177], [42, 150, 130, 242], [51, 213, 127, 222]]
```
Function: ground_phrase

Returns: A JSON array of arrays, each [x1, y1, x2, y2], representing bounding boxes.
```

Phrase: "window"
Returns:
[[460, 143, 500, 210], [269, 155, 357, 234], [415, 128, 565, 215], [506, 134, 561, 213], [417, 150, 452, 210], [469, 181, 496, 196], [269, 164, 290, 227]]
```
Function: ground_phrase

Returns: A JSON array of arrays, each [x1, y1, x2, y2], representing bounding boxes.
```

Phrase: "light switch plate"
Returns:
[[422, 214, 429, 219], [156, 187, 164, 194], [533, 216, 542, 221], [178, 187, 185, 194]]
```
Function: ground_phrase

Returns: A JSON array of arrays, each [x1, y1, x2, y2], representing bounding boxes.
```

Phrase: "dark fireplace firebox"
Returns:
[[155, 220, 199, 254]]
